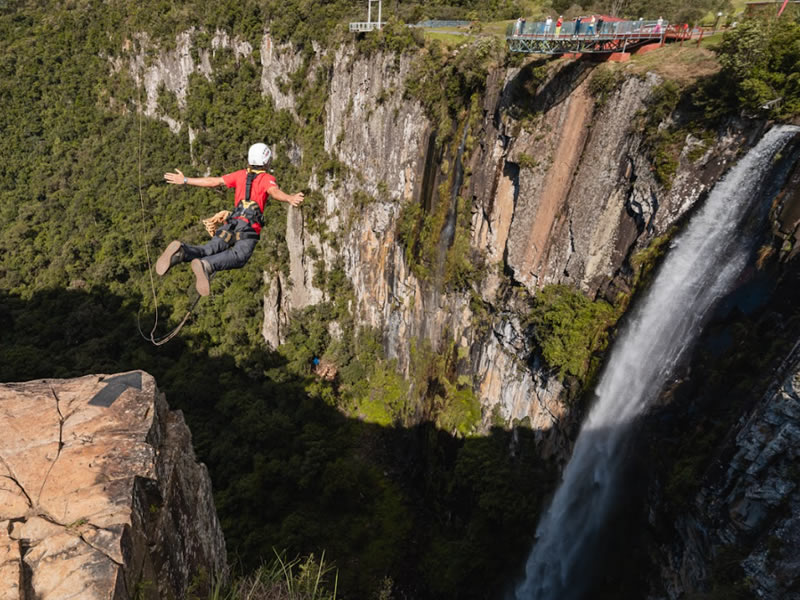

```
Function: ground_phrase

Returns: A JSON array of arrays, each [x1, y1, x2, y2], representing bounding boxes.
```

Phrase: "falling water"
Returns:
[[515, 125, 800, 600]]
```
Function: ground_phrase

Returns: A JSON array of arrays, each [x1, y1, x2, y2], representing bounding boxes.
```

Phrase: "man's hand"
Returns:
[[288, 192, 305, 207], [164, 169, 186, 185]]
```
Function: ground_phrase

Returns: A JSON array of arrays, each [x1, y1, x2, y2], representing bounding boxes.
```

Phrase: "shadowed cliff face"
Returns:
[[639, 142, 800, 600], [0, 286, 560, 599]]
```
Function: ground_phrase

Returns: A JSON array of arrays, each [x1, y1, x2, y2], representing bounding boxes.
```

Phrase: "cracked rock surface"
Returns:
[[0, 371, 227, 600]]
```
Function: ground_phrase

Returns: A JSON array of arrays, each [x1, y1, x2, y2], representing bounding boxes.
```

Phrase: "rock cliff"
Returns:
[[656, 351, 800, 600], [259, 44, 753, 443], [0, 371, 226, 600], [123, 33, 754, 444]]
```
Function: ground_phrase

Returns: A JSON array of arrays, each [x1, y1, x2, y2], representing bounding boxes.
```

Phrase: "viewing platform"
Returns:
[[507, 18, 694, 55]]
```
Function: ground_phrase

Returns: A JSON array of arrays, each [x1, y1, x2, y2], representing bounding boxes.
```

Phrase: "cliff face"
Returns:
[[255, 43, 752, 443], [0, 371, 226, 600], [657, 357, 800, 600], [123, 33, 752, 442]]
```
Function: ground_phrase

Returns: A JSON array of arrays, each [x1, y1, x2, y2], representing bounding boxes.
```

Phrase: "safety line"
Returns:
[[133, 61, 200, 346]]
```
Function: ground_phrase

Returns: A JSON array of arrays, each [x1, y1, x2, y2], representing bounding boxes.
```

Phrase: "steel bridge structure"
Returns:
[[507, 19, 693, 55]]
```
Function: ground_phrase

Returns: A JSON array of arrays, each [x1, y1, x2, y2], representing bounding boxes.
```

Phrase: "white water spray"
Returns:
[[515, 125, 800, 600]]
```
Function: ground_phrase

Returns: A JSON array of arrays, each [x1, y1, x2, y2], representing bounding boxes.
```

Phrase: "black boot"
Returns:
[[155, 240, 185, 276]]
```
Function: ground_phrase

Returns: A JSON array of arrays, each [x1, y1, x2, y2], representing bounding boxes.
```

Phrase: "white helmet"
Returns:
[[248, 142, 272, 167]]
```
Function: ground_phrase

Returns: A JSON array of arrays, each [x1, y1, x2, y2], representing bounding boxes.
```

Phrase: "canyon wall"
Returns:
[[658, 354, 800, 600], [124, 33, 755, 445], [258, 43, 754, 445]]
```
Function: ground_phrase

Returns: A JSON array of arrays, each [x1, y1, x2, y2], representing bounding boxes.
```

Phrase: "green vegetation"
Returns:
[[406, 37, 501, 146], [589, 66, 625, 107], [0, 2, 563, 598], [703, 18, 800, 119], [354, 16, 425, 55], [410, 339, 482, 436], [526, 285, 616, 383], [639, 80, 684, 188], [634, 12, 800, 188], [516, 152, 539, 169], [707, 545, 756, 600], [423, 30, 472, 47], [203, 553, 339, 600], [399, 45, 498, 289], [630, 228, 676, 289]]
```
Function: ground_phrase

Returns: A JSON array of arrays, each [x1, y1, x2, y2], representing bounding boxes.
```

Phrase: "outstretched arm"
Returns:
[[164, 169, 225, 187], [267, 185, 305, 207]]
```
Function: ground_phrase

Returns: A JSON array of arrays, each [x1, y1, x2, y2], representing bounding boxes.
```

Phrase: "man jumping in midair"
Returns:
[[156, 143, 304, 295]]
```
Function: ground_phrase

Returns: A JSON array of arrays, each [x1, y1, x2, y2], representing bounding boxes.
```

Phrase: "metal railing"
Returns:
[[349, 21, 384, 32], [507, 19, 668, 38], [411, 19, 471, 28], [503, 18, 694, 54]]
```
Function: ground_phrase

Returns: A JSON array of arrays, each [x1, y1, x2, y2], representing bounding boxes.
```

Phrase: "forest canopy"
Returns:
[[1, 0, 799, 598]]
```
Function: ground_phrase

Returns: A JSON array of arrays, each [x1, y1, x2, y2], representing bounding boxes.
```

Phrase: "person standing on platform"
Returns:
[[555, 15, 563, 36]]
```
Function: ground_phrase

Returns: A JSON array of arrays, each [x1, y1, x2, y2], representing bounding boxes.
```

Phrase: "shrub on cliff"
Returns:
[[526, 285, 616, 382]]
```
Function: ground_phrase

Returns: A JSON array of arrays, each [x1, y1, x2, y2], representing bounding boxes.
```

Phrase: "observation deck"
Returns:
[[507, 19, 693, 55]]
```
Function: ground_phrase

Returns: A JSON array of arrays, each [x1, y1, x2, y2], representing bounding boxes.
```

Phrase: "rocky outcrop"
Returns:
[[116, 28, 253, 145], [0, 371, 226, 600], [658, 350, 800, 600], [471, 64, 755, 298]]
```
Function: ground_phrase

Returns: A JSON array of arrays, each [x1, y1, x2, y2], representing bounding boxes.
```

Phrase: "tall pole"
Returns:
[[378, 0, 382, 29], [367, 0, 372, 26]]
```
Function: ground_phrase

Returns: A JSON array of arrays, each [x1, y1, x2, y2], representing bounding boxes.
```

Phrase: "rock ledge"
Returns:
[[0, 371, 226, 600]]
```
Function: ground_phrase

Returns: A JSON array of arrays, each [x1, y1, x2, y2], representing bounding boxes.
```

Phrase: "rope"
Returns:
[[142, 294, 203, 346], [133, 63, 201, 346]]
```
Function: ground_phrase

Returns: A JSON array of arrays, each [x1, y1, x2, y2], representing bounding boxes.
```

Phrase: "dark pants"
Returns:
[[181, 220, 258, 274]]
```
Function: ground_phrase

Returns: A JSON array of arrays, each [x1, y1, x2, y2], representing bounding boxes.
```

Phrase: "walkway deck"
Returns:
[[507, 19, 693, 55]]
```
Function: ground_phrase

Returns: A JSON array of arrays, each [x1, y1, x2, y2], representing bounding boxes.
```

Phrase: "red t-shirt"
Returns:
[[222, 169, 278, 234]]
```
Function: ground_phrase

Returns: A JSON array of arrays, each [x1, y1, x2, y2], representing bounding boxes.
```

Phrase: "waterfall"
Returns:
[[514, 125, 800, 600]]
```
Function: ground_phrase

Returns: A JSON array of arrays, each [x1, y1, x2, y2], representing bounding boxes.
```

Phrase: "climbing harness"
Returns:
[[228, 168, 266, 230], [215, 227, 260, 245]]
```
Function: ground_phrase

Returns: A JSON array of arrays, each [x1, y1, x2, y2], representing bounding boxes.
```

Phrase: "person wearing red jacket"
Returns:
[[156, 142, 304, 296]]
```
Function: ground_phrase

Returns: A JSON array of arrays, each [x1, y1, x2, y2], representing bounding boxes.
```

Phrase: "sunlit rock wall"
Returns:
[[0, 371, 226, 600]]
